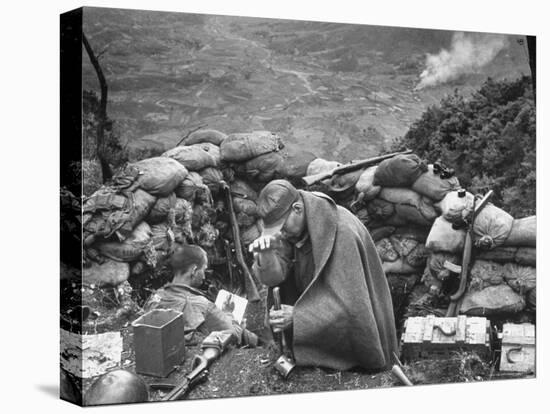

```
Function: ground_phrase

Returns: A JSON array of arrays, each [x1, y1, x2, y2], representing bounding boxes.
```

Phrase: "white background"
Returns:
[[0, 0, 546, 412]]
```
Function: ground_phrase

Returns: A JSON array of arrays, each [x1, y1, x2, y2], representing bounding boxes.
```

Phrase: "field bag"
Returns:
[[503, 216, 536, 247], [163, 143, 220, 171], [97, 221, 153, 262], [460, 285, 525, 316], [473, 203, 514, 249], [436, 190, 475, 224], [83, 188, 157, 242], [220, 130, 283, 162], [119, 157, 188, 196], [373, 153, 428, 187], [83, 259, 130, 287], [185, 129, 227, 146], [355, 166, 382, 201], [425, 216, 466, 253], [375, 238, 399, 262], [421, 266, 443, 295], [411, 164, 461, 201], [503, 263, 536, 295]]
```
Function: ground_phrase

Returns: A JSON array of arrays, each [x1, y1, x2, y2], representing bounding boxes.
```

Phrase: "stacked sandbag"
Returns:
[[376, 232, 429, 275]]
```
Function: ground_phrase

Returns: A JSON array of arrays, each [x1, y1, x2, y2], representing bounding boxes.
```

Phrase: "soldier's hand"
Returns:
[[269, 304, 294, 333], [248, 235, 276, 253]]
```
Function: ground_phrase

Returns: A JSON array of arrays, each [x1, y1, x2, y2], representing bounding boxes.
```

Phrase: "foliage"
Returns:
[[83, 89, 128, 171], [393, 77, 535, 217]]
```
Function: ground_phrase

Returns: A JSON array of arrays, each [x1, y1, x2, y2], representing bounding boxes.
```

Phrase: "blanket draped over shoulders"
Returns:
[[291, 190, 398, 371]]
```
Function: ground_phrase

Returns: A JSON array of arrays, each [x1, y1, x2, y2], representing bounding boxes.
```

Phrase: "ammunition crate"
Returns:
[[499, 323, 535, 373], [400, 315, 492, 361]]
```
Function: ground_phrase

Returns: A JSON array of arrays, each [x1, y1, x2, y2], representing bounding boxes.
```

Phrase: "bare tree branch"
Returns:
[[83, 32, 112, 182]]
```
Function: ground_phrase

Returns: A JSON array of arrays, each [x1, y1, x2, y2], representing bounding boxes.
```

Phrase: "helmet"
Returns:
[[84, 370, 149, 406], [60, 369, 81, 405]]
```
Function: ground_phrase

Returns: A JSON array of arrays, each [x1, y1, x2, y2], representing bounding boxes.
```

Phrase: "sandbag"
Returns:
[[97, 222, 153, 262], [126, 157, 188, 196], [503, 216, 536, 247], [476, 246, 517, 263], [392, 225, 430, 243], [425, 217, 466, 253], [355, 166, 382, 200], [146, 195, 193, 226], [373, 153, 428, 187], [83, 188, 157, 242], [389, 236, 418, 258], [241, 223, 261, 246], [460, 285, 525, 316], [355, 208, 370, 227], [230, 179, 258, 201], [427, 252, 460, 281], [526, 288, 536, 309], [473, 203, 514, 249], [276, 147, 317, 179], [236, 212, 256, 228], [515, 247, 536, 267], [370, 226, 395, 242], [307, 158, 341, 176], [163, 143, 220, 171], [411, 164, 461, 201], [503, 263, 536, 295], [406, 243, 429, 268], [436, 190, 475, 223], [150, 223, 174, 252], [185, 129, 227, 146], [327, 168, 365, 193], [220, 131, 283, 162], [83, 260, 130, 287], [366, 198, 395, 221], [233, 197, 258, 216], [382, 257, 418, 274], [378, 188, 437, 225], [199, 167, 224, 193], [469, 260, 505, 291], [236, 151, 284, 182], [174, 172, 210, 203], [376, 238, 399, 262]]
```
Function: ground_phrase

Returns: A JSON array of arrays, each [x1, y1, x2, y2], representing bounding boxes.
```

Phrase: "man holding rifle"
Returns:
[[250, 179, 398, 371]]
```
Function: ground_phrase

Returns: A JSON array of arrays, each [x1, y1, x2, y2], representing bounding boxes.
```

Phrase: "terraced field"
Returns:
[[82, 8, 530, 161]]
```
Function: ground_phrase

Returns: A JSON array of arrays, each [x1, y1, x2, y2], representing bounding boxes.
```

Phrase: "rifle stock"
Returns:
[[221, 181, 260, 302], [446, 190, 493, 316], [301, 149, 412, 187]]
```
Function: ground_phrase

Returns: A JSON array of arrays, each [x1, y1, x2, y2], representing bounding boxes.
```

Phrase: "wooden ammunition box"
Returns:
[[401, 315, 492, 361], [499, 323, 535, 373]]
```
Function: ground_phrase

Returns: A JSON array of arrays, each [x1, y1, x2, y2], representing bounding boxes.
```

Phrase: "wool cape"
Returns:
[[285, 190, 398, 371]]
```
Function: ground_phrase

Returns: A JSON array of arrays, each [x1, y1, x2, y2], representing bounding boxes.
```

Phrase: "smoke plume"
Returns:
[[415, 32, 508, 90]]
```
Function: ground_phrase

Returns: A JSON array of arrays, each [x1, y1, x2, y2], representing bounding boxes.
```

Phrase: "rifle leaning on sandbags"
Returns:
[[159, 331, 235, 401], [220, 181, 261, 302], [301, 149, 413, 187], [446, 190, 493, 317]]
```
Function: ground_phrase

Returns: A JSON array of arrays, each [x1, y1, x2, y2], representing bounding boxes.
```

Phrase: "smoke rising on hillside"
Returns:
[[415, 32, 508, 90]]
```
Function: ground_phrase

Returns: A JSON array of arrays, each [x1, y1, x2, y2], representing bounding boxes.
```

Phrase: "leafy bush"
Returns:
[[393, 77, 535, 217]]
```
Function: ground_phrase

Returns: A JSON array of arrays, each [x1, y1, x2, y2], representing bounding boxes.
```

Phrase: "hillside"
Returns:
[[82, 8, 531, 161]]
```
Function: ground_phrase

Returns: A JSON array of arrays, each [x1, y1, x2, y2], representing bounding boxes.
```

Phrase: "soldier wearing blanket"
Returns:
[[250, 179, 398, 371]]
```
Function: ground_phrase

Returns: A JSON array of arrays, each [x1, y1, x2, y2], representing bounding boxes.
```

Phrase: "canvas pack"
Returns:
[[60, 6, 536, 407]]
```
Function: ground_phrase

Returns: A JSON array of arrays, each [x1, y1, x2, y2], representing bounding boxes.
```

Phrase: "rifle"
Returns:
[[160, 331, 234, 401], [446, 190, 493, 317], [301, 149, 413, 187], [220, 181, 261, 302]]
